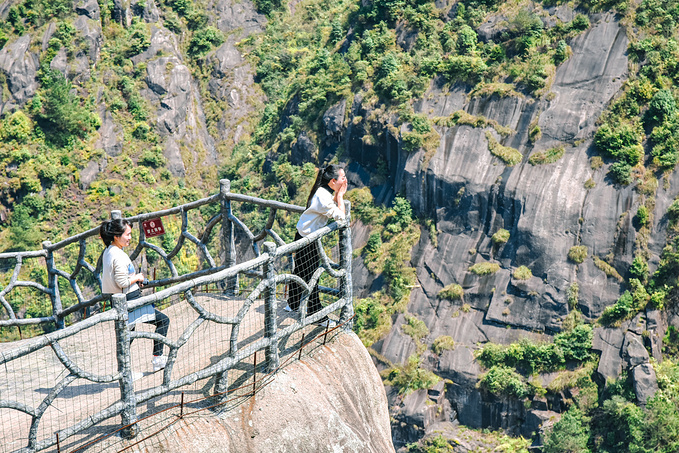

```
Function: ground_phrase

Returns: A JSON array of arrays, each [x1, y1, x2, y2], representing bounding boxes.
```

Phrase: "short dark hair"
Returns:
[[100, 218, 131, 246]]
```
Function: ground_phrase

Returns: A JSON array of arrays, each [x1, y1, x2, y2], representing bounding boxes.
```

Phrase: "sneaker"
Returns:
[[152, 355, 168, 372], [131, 371, 144, 382]]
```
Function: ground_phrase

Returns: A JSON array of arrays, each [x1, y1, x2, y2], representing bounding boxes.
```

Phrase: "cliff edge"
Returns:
[[129, 331, 395, 453]]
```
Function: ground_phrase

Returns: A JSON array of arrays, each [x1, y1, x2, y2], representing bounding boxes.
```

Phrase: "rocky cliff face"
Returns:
[[342, 9, 670, 449], [124, 332, 395, 453]]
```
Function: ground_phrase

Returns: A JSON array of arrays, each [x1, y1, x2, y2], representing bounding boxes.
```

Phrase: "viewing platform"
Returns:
[[0, 180, 354, 453]]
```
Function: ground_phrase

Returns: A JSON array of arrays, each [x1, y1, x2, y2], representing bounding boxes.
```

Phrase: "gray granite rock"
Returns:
[[632, 363, 658, 405], [623, 332, 649, 368], [0, 35, 39, 113], [79, 160, 100, 190], [76, 0, 101, 20], [291, 132, 317, 165], [96, 110, 123, 157], [323, 100, 347, 137], [592, 327, 624, 381]]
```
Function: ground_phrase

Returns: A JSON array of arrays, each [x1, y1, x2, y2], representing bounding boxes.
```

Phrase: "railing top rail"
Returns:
[[223, 193, 305, 214], [44, 194, 222, 251], [40, 189, 305, 253], [0, 250, 47, 260]]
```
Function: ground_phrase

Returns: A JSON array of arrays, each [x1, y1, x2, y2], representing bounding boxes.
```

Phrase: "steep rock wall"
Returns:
[[342, 11, 666, 443]]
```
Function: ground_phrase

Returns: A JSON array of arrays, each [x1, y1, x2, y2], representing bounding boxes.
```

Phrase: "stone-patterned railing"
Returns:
[[0, 179, 329, 330], [0, 180, 353, 452]]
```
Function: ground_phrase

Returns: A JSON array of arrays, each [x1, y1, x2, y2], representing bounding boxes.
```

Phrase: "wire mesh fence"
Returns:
[[0, 180, 353, 453]]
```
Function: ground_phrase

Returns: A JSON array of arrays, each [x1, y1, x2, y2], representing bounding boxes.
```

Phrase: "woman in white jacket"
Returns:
[[100, 218, 169, 372], [289, 164, 347, 325]]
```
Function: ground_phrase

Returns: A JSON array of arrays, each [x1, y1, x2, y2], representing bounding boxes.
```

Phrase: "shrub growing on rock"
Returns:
[[485, 131, 522, 166], [469, 262, 500, 275], [568, 246, 588, 264], [528, 146, 565, 165], [513, 265, 532, 280], [432, 336, 455, 355], [402, 315, 429, 343], [593, 256, 623, 281], [492, 228, 510, 244], [438, 283, 464, 300], [382, 354, 440, 395], [478, 365, 528, 398]]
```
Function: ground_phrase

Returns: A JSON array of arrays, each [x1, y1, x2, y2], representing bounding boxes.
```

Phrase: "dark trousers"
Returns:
[[130, 309, 169, 357], [127, 290, 170, 357], [288, 232, 322, 316]]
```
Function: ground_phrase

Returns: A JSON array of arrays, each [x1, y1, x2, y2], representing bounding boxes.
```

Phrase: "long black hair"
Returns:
[[306, 164, 343, 208], [100, 218, 131, 246]]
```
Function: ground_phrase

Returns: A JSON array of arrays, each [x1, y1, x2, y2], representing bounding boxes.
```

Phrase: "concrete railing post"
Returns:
[[262, 242, 280, 372], [339, 201, 353, 330], [220, 179, 238, 295], [112, 293, 138, 439], [42, 240, 64, 330]]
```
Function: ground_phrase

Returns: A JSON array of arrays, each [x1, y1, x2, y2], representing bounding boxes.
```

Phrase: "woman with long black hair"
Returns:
[[288, 164, 347, 326], [100, 218, 170, 372]]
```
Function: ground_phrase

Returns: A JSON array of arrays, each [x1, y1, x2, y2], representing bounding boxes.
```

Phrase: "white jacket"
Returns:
[[101, 245, 139, 294], [296, 187, 345, 237]]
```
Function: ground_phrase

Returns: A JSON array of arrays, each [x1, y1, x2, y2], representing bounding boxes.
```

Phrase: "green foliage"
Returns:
[[592, 256, 623, 281], [443, 55, 487, 84], [478, 365, 528, 398], [528, 146, 565, 165], [407, 435, 455, 453], [594, 121, 644, 164], [600, 289, 642, 325], [35, 70, 100, 144], [402, 314, 429, 343], [485, 131, 522, 166], [636, 0, 679, 37], [593, 117, 644, 184], [635, 205, 650, 228], [650, 115, 679, 168], [1, 111, 32, 143], [513, 265, 532, 280], [543, 406, 591, 453], [568, 246, 588, 264], [529, 124, 542, 142], [478, 326, 592, 378], [188, 26, 225, 57], [385, 196, 413, 234], [554, 40, 571, 64], [364, 232, 383, 257], [593, 395, 645, 453], [555, 325, 593, 362], [7, 202, 42, 251], [139, 146, 166, 168], [646, 89, 677, 125], [567, 282, 580, 309], [432, 336, 455, 355], [438, 283, 463, 300], [667, 199, 679, 224], [492, 228, 510, 244], [457, 25, 478, 55], [353, 294, 390, 346], [382, 354, 441, 395], [469, 262, 500, 275], [125, 19, 151, 57]]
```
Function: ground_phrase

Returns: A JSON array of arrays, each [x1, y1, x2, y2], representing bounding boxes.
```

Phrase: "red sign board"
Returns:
[[142, 218, 165, 238]]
